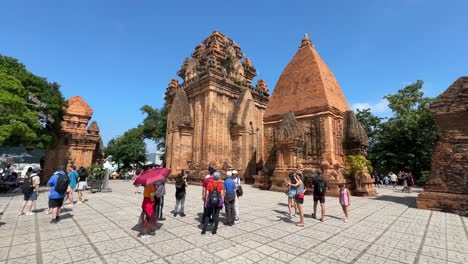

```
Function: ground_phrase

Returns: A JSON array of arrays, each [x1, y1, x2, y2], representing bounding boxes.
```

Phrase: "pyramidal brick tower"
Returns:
[[263, 35, 374, 196]]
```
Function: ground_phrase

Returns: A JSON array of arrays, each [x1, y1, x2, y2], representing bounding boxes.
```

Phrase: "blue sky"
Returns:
[[1, 0, 467, 152]]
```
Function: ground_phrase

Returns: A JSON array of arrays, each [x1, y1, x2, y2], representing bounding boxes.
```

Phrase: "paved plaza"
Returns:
[[0, 181, 467, 264]]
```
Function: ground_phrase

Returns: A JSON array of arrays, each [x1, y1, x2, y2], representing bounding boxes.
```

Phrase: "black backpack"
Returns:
[[315, 178, 327, 195], [55, 174, 70, 194], [209, 182, 220, 206], [236, 185, 243, 197], [21, 180, 34, 194]]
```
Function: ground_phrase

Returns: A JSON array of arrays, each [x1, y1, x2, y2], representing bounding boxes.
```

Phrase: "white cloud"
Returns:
[[351, 99, 390, 114]]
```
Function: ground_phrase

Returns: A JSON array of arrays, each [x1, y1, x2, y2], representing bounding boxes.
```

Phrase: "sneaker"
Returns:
[[344, 218, 349, 223], [77, 201, 82, 204], [49, 219, 57, 224], [180, 213, 186, 217], [140, 234, 152, 239], [173, 213, 177, 217], [159, 217, 166, 221], [235, 217, 239, 221], [17, 212, 23, 216], [201, 230, 206, 235], [212, 231, 217, 235], [149, 231, 156, 235], [56, 216, 60, 222]]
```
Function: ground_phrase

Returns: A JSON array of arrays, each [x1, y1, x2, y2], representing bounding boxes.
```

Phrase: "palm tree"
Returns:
[[346, 155, 373, 192]]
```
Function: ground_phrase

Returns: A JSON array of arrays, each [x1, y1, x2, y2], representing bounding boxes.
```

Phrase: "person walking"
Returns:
[[232, 170, 241, 221], [47, 170, 68, 224], [76, 167, 88, 204], [18, 168, 40, 216], [223, 171, 236, 226], [339, 184, 350, 223], [312, 170, 327, 222], [174, 173, 187, 217], [389, 171, 397, 190], [285, 173, 305, 227], [64, 165, 79, 207], [407, 172, 414, 193], [202, 172, 224, 235]]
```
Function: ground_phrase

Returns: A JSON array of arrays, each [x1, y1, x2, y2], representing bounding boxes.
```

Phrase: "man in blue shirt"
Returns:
[[47, 170, 66, 224], [223, 171, 236, 226]]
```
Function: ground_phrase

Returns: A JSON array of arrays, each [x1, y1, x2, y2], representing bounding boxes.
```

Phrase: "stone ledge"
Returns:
[[417, 191, 468, 216]]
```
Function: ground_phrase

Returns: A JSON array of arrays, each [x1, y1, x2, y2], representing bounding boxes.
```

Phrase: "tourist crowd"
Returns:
[[18, 164, 419, 238], [373, 171, 415, 193]]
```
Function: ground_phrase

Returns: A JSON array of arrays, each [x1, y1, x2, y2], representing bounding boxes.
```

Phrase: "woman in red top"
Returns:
[[202, 171, 224, 235]]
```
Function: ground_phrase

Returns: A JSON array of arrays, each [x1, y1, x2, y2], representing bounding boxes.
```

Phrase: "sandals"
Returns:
[[296, 222, 304, 227]]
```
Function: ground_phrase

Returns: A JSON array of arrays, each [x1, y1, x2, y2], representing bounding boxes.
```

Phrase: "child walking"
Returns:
[[339, 184, 350, 223]]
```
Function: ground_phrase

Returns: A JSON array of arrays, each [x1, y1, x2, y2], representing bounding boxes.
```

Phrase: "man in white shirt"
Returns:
[[232, 170, 241, 221], [389, 172, 398, 190]]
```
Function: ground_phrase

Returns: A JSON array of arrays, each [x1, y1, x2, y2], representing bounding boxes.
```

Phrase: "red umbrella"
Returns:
[[133, 168, 170, 186]]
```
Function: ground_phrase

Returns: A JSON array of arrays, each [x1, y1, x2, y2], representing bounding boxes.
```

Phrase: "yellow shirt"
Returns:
[[143, 185, 155, 197]]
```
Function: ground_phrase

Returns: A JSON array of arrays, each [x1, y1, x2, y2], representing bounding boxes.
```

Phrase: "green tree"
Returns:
[[346, 155, 373, 191], [0, 55, 66, 148], [0, 71, 40, 145], [140, 103, 167, 149], [357, 81, 438, 177], [105, 128, 147, 170], [355, 108, 383, 142]]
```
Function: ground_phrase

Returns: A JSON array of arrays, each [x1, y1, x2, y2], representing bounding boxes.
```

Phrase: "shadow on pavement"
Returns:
[[371, 195, 417, 208]]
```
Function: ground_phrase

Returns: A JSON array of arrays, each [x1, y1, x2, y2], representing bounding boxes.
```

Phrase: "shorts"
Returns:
[[30, 192, 38, 201], [76, 181, 87, 190], [295, 196, 304, 204], [313, 196, 325, 203], [287, 190, 297, 198], [49, 198, 64, 208], [23, 192, 32, 201]]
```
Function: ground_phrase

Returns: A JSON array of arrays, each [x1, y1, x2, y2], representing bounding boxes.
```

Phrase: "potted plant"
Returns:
[[346, 155, 373, 194], [87, 164, 105, 193]]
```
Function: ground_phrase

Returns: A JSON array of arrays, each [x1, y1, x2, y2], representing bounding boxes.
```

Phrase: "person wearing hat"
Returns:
[[18, 168, 40, 216], [232, 170, 241, 221], [64, 165, 79, 207], [202, 171, 224, 235]]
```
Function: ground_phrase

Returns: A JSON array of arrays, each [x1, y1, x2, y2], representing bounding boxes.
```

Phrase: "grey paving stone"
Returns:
[[0, 182, 466, 264]]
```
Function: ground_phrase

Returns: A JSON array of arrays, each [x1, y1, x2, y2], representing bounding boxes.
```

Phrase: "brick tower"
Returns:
[[165, 31, 269, 182]]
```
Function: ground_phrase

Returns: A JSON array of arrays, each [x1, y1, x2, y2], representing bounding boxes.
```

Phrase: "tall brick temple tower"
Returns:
[[44, 96, 104, 180], [165, 31, 270, 181], [263, 35, 373, 196], [417, 77, 468, 215]]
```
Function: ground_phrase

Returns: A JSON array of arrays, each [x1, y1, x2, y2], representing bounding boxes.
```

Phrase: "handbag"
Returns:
[[297, 193, 305, 199]]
